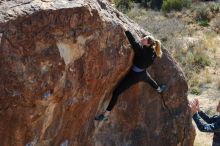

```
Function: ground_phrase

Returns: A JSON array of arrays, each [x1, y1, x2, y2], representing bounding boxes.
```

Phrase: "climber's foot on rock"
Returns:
[[95, 114, 109, 121], [157, 84, 168, 93]]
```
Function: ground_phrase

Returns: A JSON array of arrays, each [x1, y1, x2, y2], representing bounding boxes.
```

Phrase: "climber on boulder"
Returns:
[[95, 27, 167, 121]]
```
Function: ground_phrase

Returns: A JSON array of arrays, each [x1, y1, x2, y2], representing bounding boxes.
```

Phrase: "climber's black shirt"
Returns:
[[125, 31, 157, 69], [193, 111, 220, 144]]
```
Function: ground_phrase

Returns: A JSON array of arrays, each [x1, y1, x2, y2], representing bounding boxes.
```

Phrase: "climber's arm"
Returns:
[[198, 111, 218, 124], [193, 113, 220, 133], [125, 31, 141, 53]]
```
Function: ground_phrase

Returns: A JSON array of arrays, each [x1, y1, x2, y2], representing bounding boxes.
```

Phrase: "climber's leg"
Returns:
[[142, 70, 167, 93], [95, 70, 140, 121]]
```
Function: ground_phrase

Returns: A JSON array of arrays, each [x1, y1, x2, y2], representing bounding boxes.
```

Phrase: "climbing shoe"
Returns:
[[157, 84, 167, 93], [95, 114, 109, 121]]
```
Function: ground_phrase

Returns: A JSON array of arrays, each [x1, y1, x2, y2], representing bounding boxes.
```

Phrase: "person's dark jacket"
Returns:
[[125, 31, 156, 69], [193, 111, 220, 143]]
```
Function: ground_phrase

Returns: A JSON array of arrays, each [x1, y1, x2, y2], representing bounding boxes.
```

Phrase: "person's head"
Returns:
[[140, 35, 154, 47], [217, 101, 220, 112], [140, 35, 163, 58]]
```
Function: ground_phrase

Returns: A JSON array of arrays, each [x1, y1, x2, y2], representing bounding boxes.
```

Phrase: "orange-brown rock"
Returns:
[[0, 0, 194, 146]]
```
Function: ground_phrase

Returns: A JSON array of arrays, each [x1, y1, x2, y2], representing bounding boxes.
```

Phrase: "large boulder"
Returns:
[[0, 0, 194, 146]]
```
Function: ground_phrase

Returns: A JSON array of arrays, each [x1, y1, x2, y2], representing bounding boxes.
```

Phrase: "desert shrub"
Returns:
[[209, 3, 220, 14], [189, 74, 200, 87], [126, 5, 148, 20], [191, 86, 202, 95], [213, 16, 220, 33], [175, 47, 211, 76], [162, 0, 191, 12], [114, 0, 134, 12], [193, 51, 211, 68], [199, 20, 210, 26], [195, 5, 212, 21], [195, 3, 220, 25], [172, 36, 212, 93]]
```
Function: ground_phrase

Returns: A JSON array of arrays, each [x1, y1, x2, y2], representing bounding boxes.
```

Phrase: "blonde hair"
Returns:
[[154, 40, 162, 58], [144, 35, 163, 58]]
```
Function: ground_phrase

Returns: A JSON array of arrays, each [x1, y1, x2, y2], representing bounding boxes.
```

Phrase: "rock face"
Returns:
[[0, 0, 194, 146]]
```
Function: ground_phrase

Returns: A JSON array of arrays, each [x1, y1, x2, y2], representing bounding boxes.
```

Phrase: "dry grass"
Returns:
[[212, 15, 220, 33], [204, 68, 212, 84], [192, 68, 213, 86], [193, 127, 212, 146], [176, 31, 220, 95], [174, 38, 212, 90], [189, 74, 200, 88], [200, 31, 218, 54], [218, 77, 220, 90]]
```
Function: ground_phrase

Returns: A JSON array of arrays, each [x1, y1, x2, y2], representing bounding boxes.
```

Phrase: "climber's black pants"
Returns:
[[106, 69, 159, 111]]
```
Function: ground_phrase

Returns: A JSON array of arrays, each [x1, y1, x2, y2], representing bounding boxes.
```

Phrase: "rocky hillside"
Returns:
[[0, 0, 194, 146]]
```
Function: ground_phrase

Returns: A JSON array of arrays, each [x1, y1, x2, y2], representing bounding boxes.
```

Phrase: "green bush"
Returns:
[[190, 87, 202, 95], [198, 20, 210, 27], [132, 0, 163, 9], [114, 0, 134, 12], [162, 0, 191, 12]]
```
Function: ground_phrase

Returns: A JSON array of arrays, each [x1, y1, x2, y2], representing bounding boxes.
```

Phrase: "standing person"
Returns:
[[95, 29, 167, 121], [189, 98, 220, 146]]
